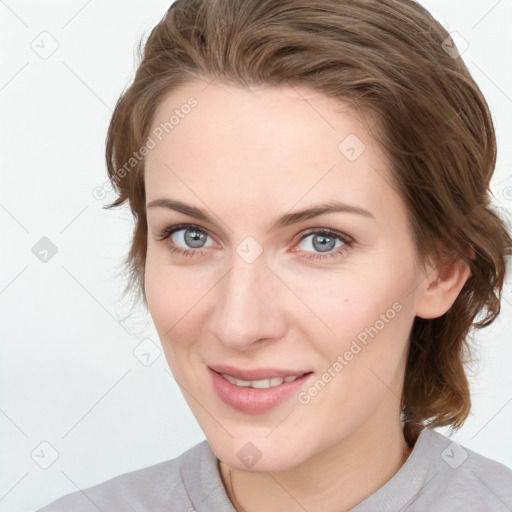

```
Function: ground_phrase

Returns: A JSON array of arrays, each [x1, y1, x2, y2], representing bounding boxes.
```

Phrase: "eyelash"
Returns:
[[155, 223, 354, 261]]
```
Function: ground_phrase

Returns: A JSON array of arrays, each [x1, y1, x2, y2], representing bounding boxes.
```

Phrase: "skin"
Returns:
[[143, 80, 470, 512]]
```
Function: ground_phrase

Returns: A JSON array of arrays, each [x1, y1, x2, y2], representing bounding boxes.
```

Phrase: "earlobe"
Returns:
[[415, 256, 472, 320]]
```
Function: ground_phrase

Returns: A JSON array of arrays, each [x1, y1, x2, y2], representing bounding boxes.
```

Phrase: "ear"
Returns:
[[415, 248, 473, 320]]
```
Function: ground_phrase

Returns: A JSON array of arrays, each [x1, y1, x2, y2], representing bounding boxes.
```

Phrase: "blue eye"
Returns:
[[156, 224, 353, 261], [156, 224, 214, 258], [296, 229, 353, 260]]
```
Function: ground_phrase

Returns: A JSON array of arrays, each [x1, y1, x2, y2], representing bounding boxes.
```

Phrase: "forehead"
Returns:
[[147, 80, 377, 169], [144, 80, 403, 229]]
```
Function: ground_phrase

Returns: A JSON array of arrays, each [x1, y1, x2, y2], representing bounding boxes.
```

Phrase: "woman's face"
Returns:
[[144, 80, 434, 471]]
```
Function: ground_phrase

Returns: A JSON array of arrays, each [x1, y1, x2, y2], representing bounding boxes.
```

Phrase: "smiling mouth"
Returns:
[[216, 371, 312, 389], [209, 367, 315, 414], [209, 368, 315, 414]]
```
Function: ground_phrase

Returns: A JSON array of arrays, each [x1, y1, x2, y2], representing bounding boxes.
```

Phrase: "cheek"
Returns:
[[313, 288, 411, 372], [298, 261, 416, 381], [144, 260, 214, 388], [299, 292, 413, 431], [289, 266, 406, 338], [144, 252, 205, 343]]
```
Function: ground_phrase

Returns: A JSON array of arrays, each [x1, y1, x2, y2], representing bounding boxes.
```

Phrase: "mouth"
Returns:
[[208, 363, 313, 382], [214, 370, 311, 389], [208, 365, 314, 414]]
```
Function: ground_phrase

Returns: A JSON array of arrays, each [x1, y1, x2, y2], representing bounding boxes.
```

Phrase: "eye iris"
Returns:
[[184, 228, 206, 248], [312, 233, 336, 253]]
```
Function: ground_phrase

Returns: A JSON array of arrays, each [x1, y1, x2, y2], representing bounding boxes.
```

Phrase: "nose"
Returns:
[[208, 256, 287, 351]]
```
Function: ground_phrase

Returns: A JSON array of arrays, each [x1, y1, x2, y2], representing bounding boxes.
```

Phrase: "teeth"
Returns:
[[221, 373, 302, 389]]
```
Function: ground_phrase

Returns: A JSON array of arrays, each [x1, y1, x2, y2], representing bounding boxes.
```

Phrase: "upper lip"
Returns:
[[209, 364, 312, 381]]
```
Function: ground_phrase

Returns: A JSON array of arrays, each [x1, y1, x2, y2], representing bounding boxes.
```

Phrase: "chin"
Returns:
[[207, 432, 311, 473]]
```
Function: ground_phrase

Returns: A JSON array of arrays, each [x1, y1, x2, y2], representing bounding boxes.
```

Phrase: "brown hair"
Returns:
[[104, 0, 512, 442]]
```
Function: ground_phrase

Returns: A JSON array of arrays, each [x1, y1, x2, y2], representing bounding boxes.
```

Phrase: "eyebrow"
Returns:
[[146, 198, 375, 230]]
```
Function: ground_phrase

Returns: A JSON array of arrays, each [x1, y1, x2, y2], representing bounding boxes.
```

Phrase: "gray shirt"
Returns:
[[37, 427, 512, 511]]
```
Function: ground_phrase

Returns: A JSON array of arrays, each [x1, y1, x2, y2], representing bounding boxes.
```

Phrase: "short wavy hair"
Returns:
[[104, 0, 512, 443]]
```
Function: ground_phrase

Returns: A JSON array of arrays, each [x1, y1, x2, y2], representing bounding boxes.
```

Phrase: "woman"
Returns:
[[39, 0, 512, 510]]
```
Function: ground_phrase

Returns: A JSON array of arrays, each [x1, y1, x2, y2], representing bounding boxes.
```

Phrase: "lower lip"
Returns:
[[209, 368, 314, 414]]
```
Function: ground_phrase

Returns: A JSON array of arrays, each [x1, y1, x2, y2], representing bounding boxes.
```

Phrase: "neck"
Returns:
[[219, 414, 414, 512]]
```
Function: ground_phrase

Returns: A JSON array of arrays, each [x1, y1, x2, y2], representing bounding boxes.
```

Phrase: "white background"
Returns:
[[1, 1, 511, 510]]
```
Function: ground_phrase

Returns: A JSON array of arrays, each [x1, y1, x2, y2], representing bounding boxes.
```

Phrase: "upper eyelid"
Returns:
[[160, 223, 212, 239]]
